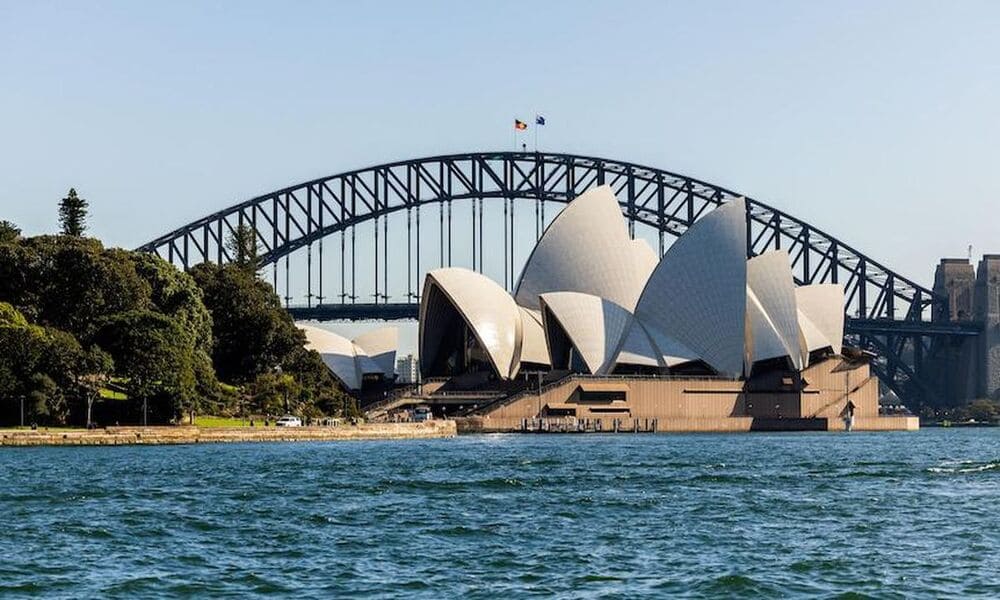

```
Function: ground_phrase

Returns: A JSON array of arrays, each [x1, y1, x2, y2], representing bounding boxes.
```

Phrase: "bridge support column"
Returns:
[[932, 258, 978, 404], [975, 255, 1000, 401]]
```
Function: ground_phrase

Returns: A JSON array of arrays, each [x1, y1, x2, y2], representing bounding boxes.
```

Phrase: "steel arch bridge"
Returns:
[[138, 151, 981, 408]]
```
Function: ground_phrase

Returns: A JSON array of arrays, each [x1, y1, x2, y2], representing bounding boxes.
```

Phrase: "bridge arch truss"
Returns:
[[139, 151, 966, 407]]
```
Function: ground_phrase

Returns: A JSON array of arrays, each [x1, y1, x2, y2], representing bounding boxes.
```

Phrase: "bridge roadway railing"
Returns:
[[287, 303, 984, 334]]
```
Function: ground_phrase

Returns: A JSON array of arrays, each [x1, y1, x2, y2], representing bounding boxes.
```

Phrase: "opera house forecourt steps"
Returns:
[[405, 185, 917, 433]]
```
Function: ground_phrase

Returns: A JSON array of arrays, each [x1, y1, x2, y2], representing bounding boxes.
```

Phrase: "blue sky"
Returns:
[[2, 1, 998, 348]]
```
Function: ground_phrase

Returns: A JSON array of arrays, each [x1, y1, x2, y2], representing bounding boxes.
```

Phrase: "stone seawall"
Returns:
[[0, 421, 457, 446]]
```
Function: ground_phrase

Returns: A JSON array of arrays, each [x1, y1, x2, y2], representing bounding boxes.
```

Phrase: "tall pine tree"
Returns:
[[59, 188, 88, 237], [0, 220, 19, 243], [225, 224, 261, 273]]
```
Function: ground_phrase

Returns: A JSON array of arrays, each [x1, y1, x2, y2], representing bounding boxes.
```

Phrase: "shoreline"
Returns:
[[0, 421, 456, 446]]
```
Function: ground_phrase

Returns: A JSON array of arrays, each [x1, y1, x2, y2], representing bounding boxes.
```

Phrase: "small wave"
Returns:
[[840, 469, 910, 479], [427, 525, 483, 537], [789, 558, 849, 573], [688, 474, 752, 484], [518, 458, 561, 466], [390, 477, 526, 491], [577, 574, 626, 583], [701, 574, 768, 594], [927, 461, 1000, 474]]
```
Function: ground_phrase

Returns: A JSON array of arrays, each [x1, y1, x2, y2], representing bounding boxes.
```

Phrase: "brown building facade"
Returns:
[[458, 354, 917, 433]]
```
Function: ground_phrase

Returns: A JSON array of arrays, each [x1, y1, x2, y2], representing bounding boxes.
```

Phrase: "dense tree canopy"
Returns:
[[0, 237, 151, 341], [191, 261, 355, 417], [0, 223, 355, 425], [0, 236, 214, 424], [95, 310, 200, 421], [190, 262, 303, 383], [0, 302, 102, 425]]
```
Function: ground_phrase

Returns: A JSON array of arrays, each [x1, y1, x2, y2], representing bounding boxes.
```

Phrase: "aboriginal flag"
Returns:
[[514, 119, 528, 130]]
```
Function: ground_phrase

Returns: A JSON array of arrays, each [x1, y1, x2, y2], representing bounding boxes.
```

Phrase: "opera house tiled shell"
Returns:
[[418, 185, 846, 381], [540, 291, 633, 376], [514, 185, 658, 311], [299, 324, 398, 390]]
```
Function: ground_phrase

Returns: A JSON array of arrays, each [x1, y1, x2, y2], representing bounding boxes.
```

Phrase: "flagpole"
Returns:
[[533, 112, 538, 152]]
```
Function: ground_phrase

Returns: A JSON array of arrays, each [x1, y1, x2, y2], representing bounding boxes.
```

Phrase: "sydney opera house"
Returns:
[[412, 186, 916, 432], [299, 324, 399, 396]]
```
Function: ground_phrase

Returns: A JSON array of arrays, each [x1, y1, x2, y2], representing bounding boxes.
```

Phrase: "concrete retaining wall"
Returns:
[[0, 421, 457, 446]]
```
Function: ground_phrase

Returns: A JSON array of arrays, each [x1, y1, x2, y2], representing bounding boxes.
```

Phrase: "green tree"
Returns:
[[226, 224, 260, 273], [1, 237, 151, 342], [132, 252, 213, 355], [251, 371, 303, 415], [0, 315, 47, 424], [0, 302, 90, 426], [27, 373, 58, 422], [0, 242, 42, 320], [190, 263, 303, 382], [96, 310, 198, 424], [0, 301, 28, 327], [0, 237, 227, 424], [58, 188, 88, 237], [0, 220, 20, 243], [965, 399, 999, 423], [282, 343, 355, 416], [190, 262, 354, 417]]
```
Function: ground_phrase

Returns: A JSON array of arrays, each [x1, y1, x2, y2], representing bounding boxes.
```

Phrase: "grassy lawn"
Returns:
[[98, 387, 128, 400], [193, 416, 248, 428]]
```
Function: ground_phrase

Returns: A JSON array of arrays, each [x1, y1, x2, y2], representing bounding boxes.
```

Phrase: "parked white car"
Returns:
[[275, 415, 302, 427], [412, 406, 433, 422]]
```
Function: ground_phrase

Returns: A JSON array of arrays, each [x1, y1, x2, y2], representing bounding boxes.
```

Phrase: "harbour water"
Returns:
[[1, 428, 998, 598]]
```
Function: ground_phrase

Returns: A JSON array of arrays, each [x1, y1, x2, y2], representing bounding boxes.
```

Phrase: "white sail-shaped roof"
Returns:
[[300, 324, 365, 390], [746, 287, 794, 370], [796, 284, 845, 357], [634, 198, 749, 377], [540, 292, 632, 375], [642, 326, 701, 368], [614, 318, 662, 368], [420, 268, 522, 379], [353, 327, 398, 378], [518, 307, 551, 367], [796, 311, 829, 367], [746, 251, 803, 370], [630, 238, 660, 278], [515, 185, 655, 311]]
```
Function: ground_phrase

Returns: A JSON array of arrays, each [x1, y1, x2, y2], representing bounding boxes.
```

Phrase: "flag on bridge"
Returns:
[[535, 115, 546, 125], [514, 119, 528, 130]]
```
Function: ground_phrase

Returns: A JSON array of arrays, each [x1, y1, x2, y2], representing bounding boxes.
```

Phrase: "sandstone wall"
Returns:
[[0, 421, 457, 446]]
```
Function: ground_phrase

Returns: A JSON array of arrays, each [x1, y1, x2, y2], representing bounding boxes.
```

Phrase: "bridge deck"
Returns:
[[287, 303, 983, 337]]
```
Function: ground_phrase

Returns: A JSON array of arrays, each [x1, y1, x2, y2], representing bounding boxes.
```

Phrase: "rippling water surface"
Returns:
[[1, 429, 999, 598]]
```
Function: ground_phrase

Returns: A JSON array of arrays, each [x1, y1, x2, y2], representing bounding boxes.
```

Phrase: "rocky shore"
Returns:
[[0, 421, 456, 446]]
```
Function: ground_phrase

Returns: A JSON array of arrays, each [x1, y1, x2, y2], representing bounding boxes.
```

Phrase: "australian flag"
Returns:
[[535, 115, 546, 125]]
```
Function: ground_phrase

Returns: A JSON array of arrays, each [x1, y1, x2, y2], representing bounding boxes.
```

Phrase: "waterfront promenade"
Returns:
[[0, 421, 456, 446]]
